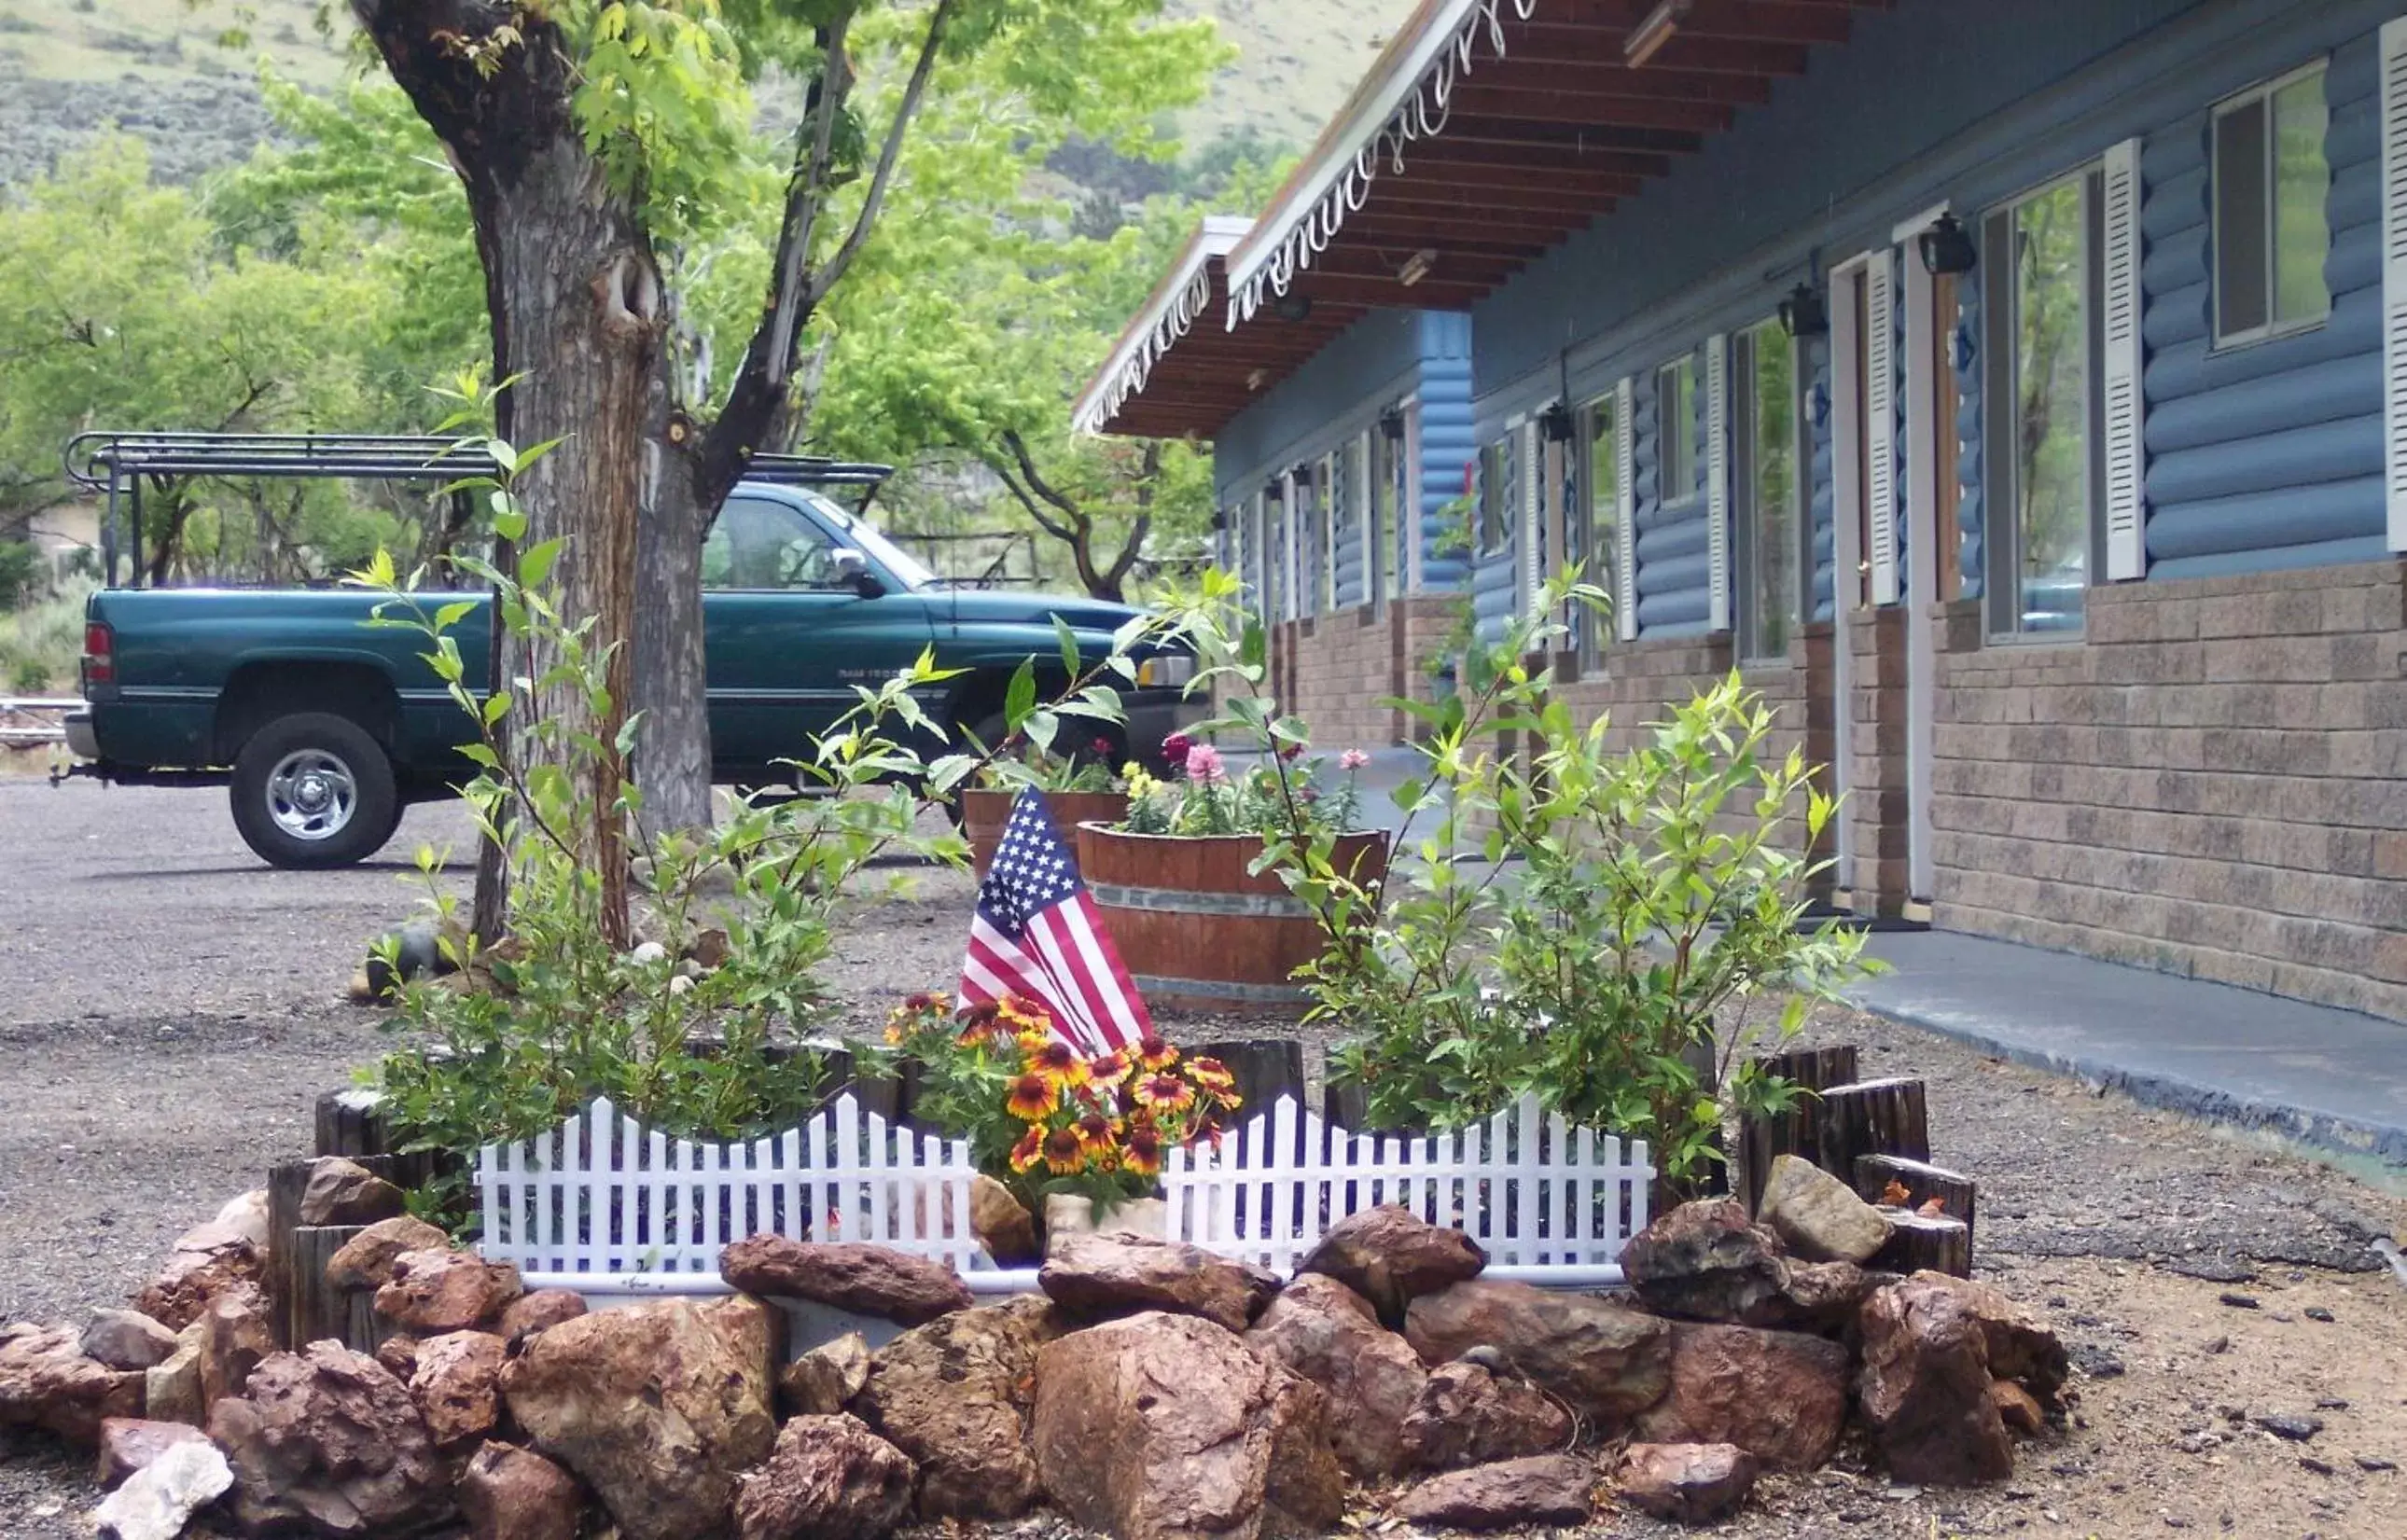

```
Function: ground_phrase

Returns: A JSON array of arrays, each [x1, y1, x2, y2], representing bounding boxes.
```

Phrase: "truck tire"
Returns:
[[229, 713, 402, 869]]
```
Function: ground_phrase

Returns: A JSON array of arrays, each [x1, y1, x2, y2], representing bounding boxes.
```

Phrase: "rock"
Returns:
[[1295, 1205, 1486, 1330], [1039, 1233, 1280, 1332], [699, 1294, 780, 1415], [374, 1335, 422, 1382], [214, 1189, 272, 1251], [92, 1436, 233, 1540], [1617, 1441, 1759, 1524], [1032, 1311, 1343, 1540], [196, 1290, 273, 1416], [501, 1298, 774, 1540], [208, 1340, 452, 1536], [781, 1332, 872, 1419], [94, 1417, 212, 1488], [1620, 1199, 1793, 1325], [970, 1175, 1040, 1267], [132, 1229, 264, 1332], [81, 1310, 182, 1372], [1895, 1270, 2067, 1408], [858, 1304, 1048, 1519], [411, 1331, 508, 1447], [1404, 1279, 1672, 1430], [0, 1321, 144, 1445], [459, 1441, 584, 1540], [299, 1158, 409, 1228], [734, 1413, 916, 1540], [1634, 1323, 1849, 1471], [1394, 1454, 1595, 1530], [1856, 1275, 2015, 1486], [325, 1216, 452, 1291], [143, 1325, 204, 1427], [1042, 1193, 1170, 1251], [1244, 1274, 1428, 1478], [377, 1247, 524, 1334], [1990, 1379, 2045, 1435], [719, 1237, 972, 1326], [2253, 1411, 2324, 1441], [1776, 1259, 1885, 1332], [1398, 1359, 1573, 1473], [1758, 1154, 1893, 1263], [497, 1289, 588, 1352]]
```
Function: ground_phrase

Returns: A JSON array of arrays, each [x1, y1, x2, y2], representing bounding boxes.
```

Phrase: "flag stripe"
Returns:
[[958, 788, 1154, 1058], [1055, 899, 1150, 1046]]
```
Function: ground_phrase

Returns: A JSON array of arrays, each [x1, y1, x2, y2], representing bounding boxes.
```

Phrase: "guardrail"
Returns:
[[0, 697, 80, 748]]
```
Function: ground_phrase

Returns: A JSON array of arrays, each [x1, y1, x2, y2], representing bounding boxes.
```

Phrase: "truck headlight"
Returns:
[[1135, 654, 1196, 689]]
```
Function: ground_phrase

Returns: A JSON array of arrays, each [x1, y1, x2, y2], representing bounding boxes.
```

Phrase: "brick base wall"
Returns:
[[1931, 560, 2407, 1021], [1271, 598, 1462, 748]]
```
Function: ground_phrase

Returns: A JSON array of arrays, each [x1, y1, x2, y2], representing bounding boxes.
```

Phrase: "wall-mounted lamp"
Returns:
[[1539, 402, 1577, 444], [1778, 281, 1828, 338], [1246, 368, 1270, 392], [1917, 213, 1977, 276], [1211, 506, 1228, 532], [1398, 248, 1437, 288], [1291, 463, 1316, 489], [1378, 405, 1408, 442], [1625, 0, 1692, 67], [1262, 479, 1286, 504], [1273, 290, 1314, 323]]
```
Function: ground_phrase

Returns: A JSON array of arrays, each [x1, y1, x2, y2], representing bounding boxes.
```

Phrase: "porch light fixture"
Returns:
[[1624, 0, 1692, 68], [1246, 368, 1270, 392], [1779, 281, 1828, 338], [1379, 405, 1408, 441], [1398, 248, 1438, 288], [1539, 402, 1576, 443], [1917, 213, 1978, 276], [1273, 290, 1315, 323]]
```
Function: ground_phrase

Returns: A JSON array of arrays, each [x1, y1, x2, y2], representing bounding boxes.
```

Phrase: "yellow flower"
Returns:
[[1028, 1039, 1091, 1089], [1005, 1073, 1059, 1122], [1135, 1034, 1178, 1073], [1121, 1124, 1164, 1177], [1041, 1127, 1087, 1175], [1009, 1125, 1045, 1172], [1131, 1074, 1195, 1114]]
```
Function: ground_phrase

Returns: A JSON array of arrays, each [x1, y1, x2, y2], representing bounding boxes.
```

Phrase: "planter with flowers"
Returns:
[[881, 991, 1241, 1256], [959, 740, 1129, 878]]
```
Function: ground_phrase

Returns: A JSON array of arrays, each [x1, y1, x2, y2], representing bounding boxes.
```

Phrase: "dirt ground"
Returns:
[[3, 776, 2405, 1538]]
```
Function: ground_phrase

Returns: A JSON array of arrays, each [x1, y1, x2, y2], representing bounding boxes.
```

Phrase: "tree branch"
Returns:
[[805, 0, 960, 312], [988, 454, 1077, 545], [764, 13, 853, 383]]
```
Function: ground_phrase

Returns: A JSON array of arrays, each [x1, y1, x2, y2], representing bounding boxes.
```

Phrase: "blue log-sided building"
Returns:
[[1080, 0, 2407, 1023]]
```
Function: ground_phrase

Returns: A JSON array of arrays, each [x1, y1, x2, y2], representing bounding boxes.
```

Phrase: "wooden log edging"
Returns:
[[1736, 1045, 1861, 1214], [266, 1155, 397, 1351], [1816, 1076, 1931, 1180], [1855, 1153, 1978, 1248]]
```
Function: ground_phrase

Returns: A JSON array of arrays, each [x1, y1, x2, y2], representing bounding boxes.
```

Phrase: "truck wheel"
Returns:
[[230, 713, 401, 869]]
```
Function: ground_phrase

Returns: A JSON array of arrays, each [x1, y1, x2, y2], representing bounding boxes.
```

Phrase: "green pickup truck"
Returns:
[[68, 479, 1198, 868]]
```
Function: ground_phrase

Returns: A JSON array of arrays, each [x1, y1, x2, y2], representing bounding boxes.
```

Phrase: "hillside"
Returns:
[[0, 0, 1414, 187]]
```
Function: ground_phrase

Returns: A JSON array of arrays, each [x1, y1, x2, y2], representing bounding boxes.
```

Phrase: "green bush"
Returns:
[[1, 576, 93, 694]]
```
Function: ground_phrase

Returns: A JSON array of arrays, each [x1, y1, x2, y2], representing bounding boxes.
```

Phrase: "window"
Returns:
[[1657, 356, 1697, 506], [1315, 453, 1338, 612], [1370, 425, 1398, 616], [2213, 62, 2330, 346], [1733, 318, 1802, 660], [1576, 391, 1621, 661], [1477, 436, 1513, 554], [1983, 169, 2108, 635], [703, 497, 842, 590]]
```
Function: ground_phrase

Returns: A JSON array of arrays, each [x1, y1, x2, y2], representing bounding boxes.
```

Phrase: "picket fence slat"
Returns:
[[474, 1091, 1654, 1289]]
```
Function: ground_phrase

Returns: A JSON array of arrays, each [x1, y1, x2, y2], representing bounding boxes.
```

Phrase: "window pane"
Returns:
[[1747, 323, 1797, 656], [704, 498, 835, 590], [2215, 97, 2270, 339], [2014, 178, 2091, 632], [2272, 71, 2331, 326], [1585, 397, 1618, 594]]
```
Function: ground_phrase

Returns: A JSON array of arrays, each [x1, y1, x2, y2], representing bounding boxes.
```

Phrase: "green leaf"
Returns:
[[1003, 658, 1037, 732], [1053, 614, 1081, 679], [518, 538, 564, 591]]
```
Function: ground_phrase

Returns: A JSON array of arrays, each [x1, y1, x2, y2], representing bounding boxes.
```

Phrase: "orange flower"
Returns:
[[998, 995, 1054, 1036], [883, 1021, 907, 1047], [1131, 1073, 1194, 1114], [1086, 1048, 1133, 1086], [1075, 1113, 1119, 1153], [1188, 1057, 1236, 1096], [904, 991, 952, 1014], [1005, 1072, 1059, 1122], [1121, 1124, 1163, 1177], [1041, 1127, 1087, 1175], [1028, 1039, 1091, 1089], [1135, 1034, 1178, 1072], [1009, 1125, 1045, 1172], [956, 1000, 1007, 1044]]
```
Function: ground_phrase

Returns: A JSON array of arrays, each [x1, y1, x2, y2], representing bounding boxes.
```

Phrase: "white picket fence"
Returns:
[[475, 1091, 1652, 1298]]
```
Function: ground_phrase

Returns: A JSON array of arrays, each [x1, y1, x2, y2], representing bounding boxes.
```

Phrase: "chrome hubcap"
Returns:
[[266, 749, 357, 841]]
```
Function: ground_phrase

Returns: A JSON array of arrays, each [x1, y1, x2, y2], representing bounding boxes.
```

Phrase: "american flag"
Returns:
[[960, 790, 1153, 1052]]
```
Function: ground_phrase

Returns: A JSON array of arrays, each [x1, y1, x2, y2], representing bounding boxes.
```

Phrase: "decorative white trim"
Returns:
[[1521, 418, 1544, 618], [2382, 19, 2407, 551], [1072, 216, 1251, 435], [1890, 201, 1952, 245], [1864, 254, 1899, 606], [1614, 376, 1638, 642], [2100, 137, 2148, 580], [1705, 332, 1732, 633]]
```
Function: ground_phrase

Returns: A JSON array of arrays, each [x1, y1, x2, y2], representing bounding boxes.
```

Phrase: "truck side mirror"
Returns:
[[829, 548, 884, 598]]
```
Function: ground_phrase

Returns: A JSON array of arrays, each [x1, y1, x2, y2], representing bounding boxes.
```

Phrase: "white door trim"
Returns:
[[1899, 244, 1941, 904], [1828, 263, 1865, 896]]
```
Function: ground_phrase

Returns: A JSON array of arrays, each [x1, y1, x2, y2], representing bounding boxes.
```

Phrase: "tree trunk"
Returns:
[[633, 422, 716, 837]]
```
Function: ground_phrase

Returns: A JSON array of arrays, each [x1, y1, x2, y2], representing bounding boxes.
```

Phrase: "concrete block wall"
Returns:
[[1930, 560, 2407, 1020]]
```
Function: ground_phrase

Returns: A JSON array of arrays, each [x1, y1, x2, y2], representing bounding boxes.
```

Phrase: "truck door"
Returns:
[[701, 492, 934, 773]]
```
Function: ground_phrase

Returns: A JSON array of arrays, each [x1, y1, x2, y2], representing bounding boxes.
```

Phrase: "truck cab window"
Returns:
[[704, 498, 844, 590]]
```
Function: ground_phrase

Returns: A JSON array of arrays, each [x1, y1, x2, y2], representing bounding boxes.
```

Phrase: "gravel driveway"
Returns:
[[5, 773, 2407, 1537]]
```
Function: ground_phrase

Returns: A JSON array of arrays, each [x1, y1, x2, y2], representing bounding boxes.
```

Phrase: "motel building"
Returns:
[[1073, 0, 2407, 1022]]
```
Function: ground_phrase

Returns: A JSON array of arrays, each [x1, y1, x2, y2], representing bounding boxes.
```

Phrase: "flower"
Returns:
[[1277, 740, 1306, 761], [1131, 1073, 1195, 1113], [1009, 1125, 1045, 1172], [903, 991, 953, 1014], [1075, 1112, 1119, 1154], [1005, 1072, 1059, 1122], [1121, 1124, 1164, 1177], [1041, 1127, 1087, 1174], [1086, 1048, 1133, 1086], [1091, 736, 1114, 756], [996, 994, 1053, 1036], [1188, 1056, 1237, 1096], [1184, 742, 1227, 783], [1340, 748, 1370, 771], [1028, 1038, 1091, 1089], [1162, 731, 1194, 761], [1135, 1034, 1178, 1072]]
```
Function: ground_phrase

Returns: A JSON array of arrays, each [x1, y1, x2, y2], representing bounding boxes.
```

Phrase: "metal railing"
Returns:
[[0, 697, 79, 748]]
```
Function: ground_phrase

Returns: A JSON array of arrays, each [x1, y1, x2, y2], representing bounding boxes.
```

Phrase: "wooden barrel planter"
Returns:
[[1076, 825, 1389, 1013], [961, 788, 1130, 878]]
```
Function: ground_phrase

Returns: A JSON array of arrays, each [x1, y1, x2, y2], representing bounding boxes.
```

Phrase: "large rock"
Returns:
[[500, 1298, 774, 1540], [299, 1158, 409, 1227], [1909, 1271, 2069, 1407], [1295, 1206, 1486, 1330], [718, 1237, 971, 1326], [196, 1290, 273, 1416], [132, 1226, 263, 1332], [208, 1340, 452, 1536], [1397, 1359, 1573, 1473], [1619, 1199, 1792, 1325], [94, 1417, 212, 1488], [1244, 1275, 1427, 1478], [1758, 1155, 1893, 1264], [1856, 1275, 2015, 1486], [497, 1289, 588, 1352], [1394, 1454, 1595, 1531], [1617, 1441, 1759, 1524], [1635, 1323, 1848, 1472], [857, 1303, 1047, 1519], [324, 1216, 452, 1291], [1032, 1311, 1343, 1540], [214, 1189, 272, 1250], [1403, 1280, 1672, 1430], [1775, 1258, 1884, 1333], [781, 1333, 872, 1419], [0, 1321, 144, 1444], [92, 1436, 233, 1540], [458, 1441, 584, 1540], [1038, 1233, 1280, 1333], [81, 1310, 182, 1372], [410, 1331, 508, 1447], [699, 1294, 780, 1415], [143, 1325, 204, 1427], [734, 1413, 917, 1540], [969, 1175, 1040, 1268], [376, 1248, 524, 1335]]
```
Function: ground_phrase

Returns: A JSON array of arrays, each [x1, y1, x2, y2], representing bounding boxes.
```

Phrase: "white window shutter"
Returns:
[[2383, 19, 2407, 551], [1864, 257, 1899, 604], [1705, 334, 1732, 631], [1615, 376, 1639, 642], [2101, 136, 2147, 579], [1359, 431, 1377, 605], [1521, 418, 1544, 617]]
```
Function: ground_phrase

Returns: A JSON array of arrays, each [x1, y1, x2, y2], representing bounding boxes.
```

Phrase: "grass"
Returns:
[[0, 581, 94, 696]]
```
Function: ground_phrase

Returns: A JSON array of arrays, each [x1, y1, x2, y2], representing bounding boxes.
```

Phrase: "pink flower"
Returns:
[[1339, 749, 1370, 771], [1277, 740, 1307, 762], [1184, 742, 1227, 783], [1162, 732, 1194, 761]]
